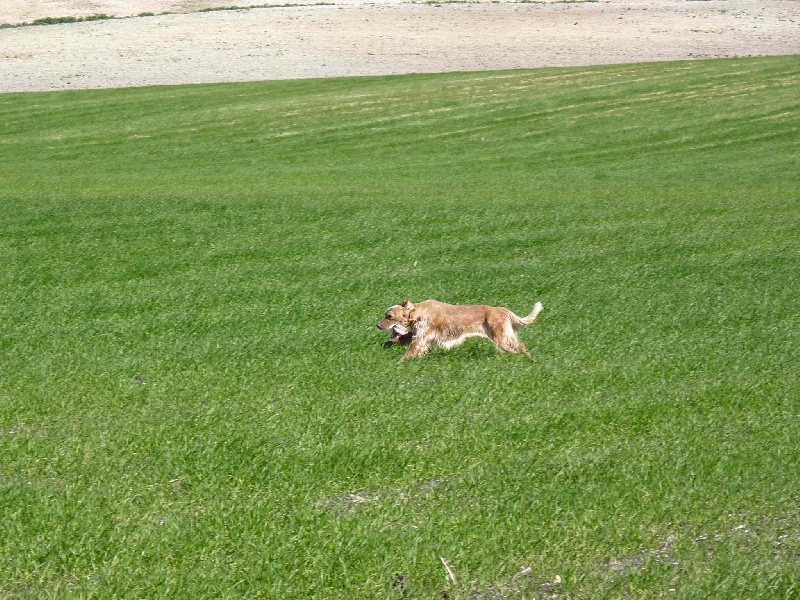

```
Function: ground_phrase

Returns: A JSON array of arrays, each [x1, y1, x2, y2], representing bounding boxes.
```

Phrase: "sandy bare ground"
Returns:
[[0, 0, 798, 93]]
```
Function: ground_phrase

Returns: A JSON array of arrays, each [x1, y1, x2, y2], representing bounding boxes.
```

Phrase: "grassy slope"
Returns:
[[1, 57, 798, 598]]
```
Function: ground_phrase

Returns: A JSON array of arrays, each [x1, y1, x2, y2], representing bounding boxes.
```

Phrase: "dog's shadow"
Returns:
[[381, 339, 536, 362]]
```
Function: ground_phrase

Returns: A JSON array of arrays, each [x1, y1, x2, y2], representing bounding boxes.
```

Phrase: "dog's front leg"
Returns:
[[383, 332, 413, 348], [402, 339, 428, 360]]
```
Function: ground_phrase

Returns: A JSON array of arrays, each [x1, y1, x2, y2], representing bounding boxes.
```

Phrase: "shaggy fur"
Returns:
[[378, 299, 543, 360]]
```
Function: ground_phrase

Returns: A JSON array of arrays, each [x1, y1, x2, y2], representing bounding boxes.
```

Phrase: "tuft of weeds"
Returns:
[[1, 13, 117, 28], [0, 4, 333, 28], [198, 3, 334, 12]]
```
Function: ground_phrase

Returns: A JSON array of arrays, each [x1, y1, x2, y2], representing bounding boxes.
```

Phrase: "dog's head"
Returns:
[[377, 299, 415, 331]]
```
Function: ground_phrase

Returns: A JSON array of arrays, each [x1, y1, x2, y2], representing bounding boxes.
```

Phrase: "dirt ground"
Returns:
[[0, 0, 798, 93]]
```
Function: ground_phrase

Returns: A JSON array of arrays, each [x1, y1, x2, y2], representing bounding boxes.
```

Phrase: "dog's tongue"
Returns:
[[392, 324, 409, 336]]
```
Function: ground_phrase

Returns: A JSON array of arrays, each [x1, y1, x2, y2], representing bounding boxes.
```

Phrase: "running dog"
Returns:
[[378, 299, 543, 359]]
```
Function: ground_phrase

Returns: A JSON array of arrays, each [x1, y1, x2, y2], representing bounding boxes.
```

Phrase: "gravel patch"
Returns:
[[0, 0, 798, 93]]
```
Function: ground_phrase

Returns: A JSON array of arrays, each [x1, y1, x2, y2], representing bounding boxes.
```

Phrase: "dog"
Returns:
[[378, 299, 543, 359]]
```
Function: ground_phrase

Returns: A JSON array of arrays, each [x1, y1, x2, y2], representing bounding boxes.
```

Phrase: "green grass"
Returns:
[[1, 56, 798, 598]]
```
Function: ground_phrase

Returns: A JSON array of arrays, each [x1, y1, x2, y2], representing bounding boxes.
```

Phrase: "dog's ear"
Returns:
[[402, 299, 415, 313]]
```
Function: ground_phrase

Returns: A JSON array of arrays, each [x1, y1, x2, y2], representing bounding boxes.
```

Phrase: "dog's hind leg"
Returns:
[[517, 342, 535, 360], [499, 338, 536, 360], [494, 337, 531, 357], [511, 337, 539, 360], [487, 322, 535, 359]]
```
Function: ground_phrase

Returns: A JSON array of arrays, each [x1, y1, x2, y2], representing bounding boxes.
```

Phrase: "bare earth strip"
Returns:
[[0, 0, 798, 93]]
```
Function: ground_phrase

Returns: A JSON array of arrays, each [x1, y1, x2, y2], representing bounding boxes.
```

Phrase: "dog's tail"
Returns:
[[511, 301, 543, 328]]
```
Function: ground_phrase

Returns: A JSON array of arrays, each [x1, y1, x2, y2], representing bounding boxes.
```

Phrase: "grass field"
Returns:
[[1, 56, 799, 598]]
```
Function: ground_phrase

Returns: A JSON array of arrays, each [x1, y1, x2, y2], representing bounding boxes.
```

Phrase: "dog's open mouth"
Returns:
[[391, 324, 409, 336]]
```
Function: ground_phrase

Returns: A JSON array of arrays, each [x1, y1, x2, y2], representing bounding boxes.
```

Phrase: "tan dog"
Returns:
[[378, 299, 543, 360]]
